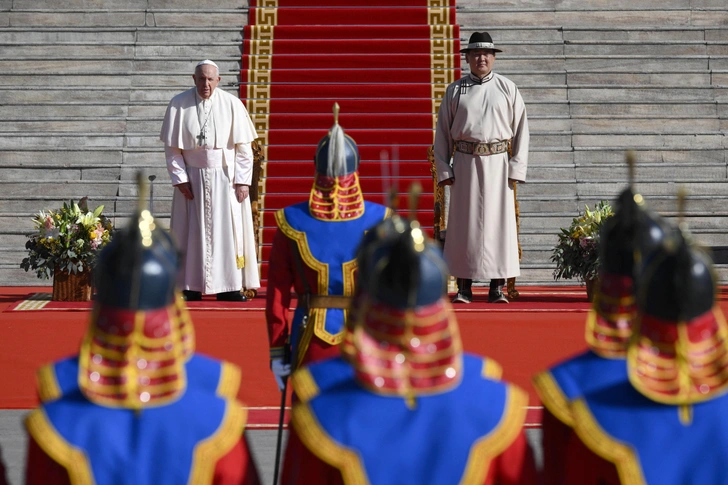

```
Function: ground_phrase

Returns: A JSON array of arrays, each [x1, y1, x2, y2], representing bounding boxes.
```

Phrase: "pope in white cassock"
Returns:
[[434, 32, 529, 305], [160, 59, 260, 302]]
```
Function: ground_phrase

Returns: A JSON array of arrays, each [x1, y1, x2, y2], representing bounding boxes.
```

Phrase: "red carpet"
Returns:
[[242, 0, 460, 288], [0, 286, 587, 425], [5, 286, 728, 427]]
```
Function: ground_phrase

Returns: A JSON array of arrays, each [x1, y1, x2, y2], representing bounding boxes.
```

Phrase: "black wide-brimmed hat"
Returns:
[[460, 32, 502, 53]]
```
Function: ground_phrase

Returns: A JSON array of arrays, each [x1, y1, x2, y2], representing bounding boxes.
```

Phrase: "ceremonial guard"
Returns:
[[533, 181, 669, 484], [536, 210, 728, 484], [24, 176, 260, 485], [265, 104, 390, 390], [281, 207, 537, 485]]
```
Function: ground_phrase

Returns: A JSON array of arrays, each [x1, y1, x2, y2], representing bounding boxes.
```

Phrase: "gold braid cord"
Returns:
[[428, 146, 446, 243], [243, 139, 265, 300], [507, 141, 521, 300]]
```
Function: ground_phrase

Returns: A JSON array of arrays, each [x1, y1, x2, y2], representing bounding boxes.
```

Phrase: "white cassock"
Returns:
[[434, 71, 529, 280], [160, 87, 261, 294]]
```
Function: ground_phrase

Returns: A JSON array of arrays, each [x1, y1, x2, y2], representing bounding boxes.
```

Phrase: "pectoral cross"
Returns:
[[197, 131, 206, 146]]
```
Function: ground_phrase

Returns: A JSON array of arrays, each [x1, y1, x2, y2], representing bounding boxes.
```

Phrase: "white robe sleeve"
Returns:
[[508, 88, 529, 183], [165, 146, 188, 185], [234, 142, 254, 186], [433, 84, 456, 182]]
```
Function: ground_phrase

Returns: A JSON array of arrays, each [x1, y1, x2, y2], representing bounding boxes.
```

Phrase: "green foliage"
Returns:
[[551, 200, 614, 282], [20, 197, 114, 280]]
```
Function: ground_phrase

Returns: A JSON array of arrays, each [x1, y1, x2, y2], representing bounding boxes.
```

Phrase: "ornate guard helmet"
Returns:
[[586, 152, 670, 357], [342, 185, 462, 407], [78, 173, 194, 409], [628, 196, 728, 409], [309, 103, 365, 221]]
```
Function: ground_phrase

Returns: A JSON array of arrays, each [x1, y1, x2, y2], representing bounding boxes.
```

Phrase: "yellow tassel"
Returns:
[[678, 405, 693, 426], [236, 255, 245, 269]]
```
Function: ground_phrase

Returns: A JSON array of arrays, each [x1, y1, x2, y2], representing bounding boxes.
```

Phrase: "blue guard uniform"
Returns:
[[24, 177, 260, 485], [539, 213, 728, 484], [533, 185, 669, 484], [266, 106, 390, 371], [282, 212, 537, 485]]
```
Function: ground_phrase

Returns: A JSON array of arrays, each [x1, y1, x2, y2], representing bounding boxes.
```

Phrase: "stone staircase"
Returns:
[[457, 2, 728, 283], [0, 1, 249, 285], [1, 1, 727, 286]]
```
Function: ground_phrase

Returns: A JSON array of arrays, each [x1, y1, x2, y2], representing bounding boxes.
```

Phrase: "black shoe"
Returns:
[[216, 291, 247, 302], [488, 279, 509, 304], [453, 278, 473, 304], [182, 290, 202, 302], [452, 292, 472, 304]]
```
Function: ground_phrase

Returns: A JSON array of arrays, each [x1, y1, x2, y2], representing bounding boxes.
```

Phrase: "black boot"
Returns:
[[216, 290, 247, 302], [452, 278, 473, 304], [488, 279, 508, 304], [182, 290, 202, 301]]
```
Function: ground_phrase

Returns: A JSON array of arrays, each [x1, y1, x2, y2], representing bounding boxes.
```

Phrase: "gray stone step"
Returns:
[[563, 41, 709, 56], [565, 71, 712, 85], [563, 27, 713, 42], [0, 43, 238, 59], [0, 119, 129, 133], [12, 1, 246, 10], [458, 9, 728, 29], [570, 117, 721, 132], [0, 149, 124, 164], [0, 86, 239, 105], [496, 56, 712, 71], [0, 26, 245, 44], [570, 102, 720, 117], [3, 9, 247, 28], [573, 163, 727, 180], [567, 86, 717, 102], [0, 114, 585, 133], [0, 58, 243, 74], [572, 133, 726, 147], [573, 148, 727, 164]]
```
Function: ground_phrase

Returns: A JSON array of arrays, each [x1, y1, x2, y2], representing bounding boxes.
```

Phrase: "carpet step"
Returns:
[[240, 68, 461, 84], [244, 38, 452, 55], [250, 113, 436, 130], [250, 98, 438, 114], [243, 24, 459, 40], [265, 129, 434, 146], [243, 53, 459, 70], [247, 7, 456, 26]]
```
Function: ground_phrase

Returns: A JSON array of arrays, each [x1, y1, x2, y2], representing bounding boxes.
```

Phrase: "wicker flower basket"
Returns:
[[52, 267, 93, 302]]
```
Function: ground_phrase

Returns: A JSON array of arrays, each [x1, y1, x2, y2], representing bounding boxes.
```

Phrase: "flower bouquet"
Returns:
[[20, 198, 113, 300], [551, 201, 614, 297]]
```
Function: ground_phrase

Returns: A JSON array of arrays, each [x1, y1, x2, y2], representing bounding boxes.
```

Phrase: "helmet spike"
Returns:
[[626, 150, 636, 189], [408, 182, 422, 223], [333, 102, 340, 125], [677, 187, 687, 230]]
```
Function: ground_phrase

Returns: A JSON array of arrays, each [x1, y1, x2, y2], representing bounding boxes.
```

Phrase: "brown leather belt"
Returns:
[[300, 294, 353, 309], [455, 139, 511, 156]]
